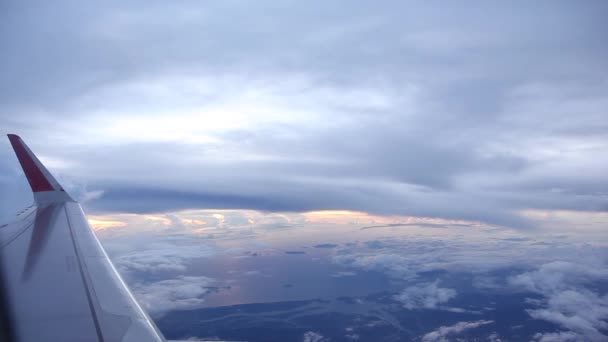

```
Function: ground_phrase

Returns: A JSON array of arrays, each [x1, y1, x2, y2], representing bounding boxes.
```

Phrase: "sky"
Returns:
[[1, 0, 607, 227], [1, 1, 608, 341]]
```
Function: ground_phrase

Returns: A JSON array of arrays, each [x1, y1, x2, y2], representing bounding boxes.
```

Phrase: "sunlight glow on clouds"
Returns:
[[76, 73, 381, 146], [88, 217, 128, 230], [89, 209, 491, 234]]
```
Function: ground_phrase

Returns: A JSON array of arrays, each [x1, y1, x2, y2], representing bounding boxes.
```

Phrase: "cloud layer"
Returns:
[[92, 209, 608, 339], [510, 261, 608, 341], [329, 225, 608, 340], [1, 1, 608, 227]]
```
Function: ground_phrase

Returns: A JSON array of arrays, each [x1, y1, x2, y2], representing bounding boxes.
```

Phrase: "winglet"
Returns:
[[7, 134, 73, 204]]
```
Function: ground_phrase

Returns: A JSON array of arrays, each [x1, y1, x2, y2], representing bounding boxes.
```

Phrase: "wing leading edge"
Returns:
[[0, 135, 166, 342]]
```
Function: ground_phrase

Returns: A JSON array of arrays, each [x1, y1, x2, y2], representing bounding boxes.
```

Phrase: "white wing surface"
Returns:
[[0, 134, 166, 342]]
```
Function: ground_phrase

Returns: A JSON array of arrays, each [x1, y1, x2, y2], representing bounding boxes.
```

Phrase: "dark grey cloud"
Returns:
[[1, 1, 607, 227]]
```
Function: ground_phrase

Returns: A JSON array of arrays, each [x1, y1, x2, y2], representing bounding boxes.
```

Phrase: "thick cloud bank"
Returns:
[[1, 1, 608, 227]]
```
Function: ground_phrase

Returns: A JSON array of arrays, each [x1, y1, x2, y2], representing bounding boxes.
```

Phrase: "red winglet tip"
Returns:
[[7, 135, 56, 192]]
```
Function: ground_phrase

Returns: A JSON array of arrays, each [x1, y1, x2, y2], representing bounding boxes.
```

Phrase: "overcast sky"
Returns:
[[1, 1, 607, 227]]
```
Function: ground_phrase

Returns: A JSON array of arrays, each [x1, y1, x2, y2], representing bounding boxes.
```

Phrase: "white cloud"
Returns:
[[487, 332, 502, 342], [345, 333, 360, 340], [333, 253, 416, 280], [333, 235, 608, 282], [510, 261, 608, 341], [114, 244, 216, 274], [302, 331, 328, 342], [472, 276, 502, 290], [329, 232, 608, 339], [79, 189, 105, 203], [510, 261, 608, 293], [394, 281, 456, 310], [332, 237, 544, 280], [526, 292, 608, 341], [532, 331, 583, 342], [421, 320, 494, 342], [131, 275, 215, 316]]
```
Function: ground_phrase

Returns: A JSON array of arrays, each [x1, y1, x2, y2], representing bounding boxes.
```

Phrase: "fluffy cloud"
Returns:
[[421, 320, 494, 342], [302, 331, 328, 342], [131, 276, 215, 317], [532, 331, 583, 342], [487, 332, 503, 342], [332, 236, 564, 282], [333, 253, 416, 280], [331, 231, 608, 339], [114, 244, 216, 274], [394, 281, 456, 310], [510, 261, 608, 341]]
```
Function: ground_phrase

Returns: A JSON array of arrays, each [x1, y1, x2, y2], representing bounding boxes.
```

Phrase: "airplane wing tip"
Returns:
[[6, 134, 70, 201]]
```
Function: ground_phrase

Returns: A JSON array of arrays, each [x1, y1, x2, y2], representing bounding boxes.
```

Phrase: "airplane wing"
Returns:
[[0, 134, 167, 342]]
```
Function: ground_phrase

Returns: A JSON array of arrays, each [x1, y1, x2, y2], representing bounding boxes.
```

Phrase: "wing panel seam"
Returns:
[[64, 205, 105, 342], [0, 220, 36, 249]]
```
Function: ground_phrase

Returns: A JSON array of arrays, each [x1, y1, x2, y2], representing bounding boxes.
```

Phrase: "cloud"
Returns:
[[302, 331, 328, 342], [90, 206, 608, 338], [114, 244, 215, 275], [131, 275, 215, 317], [510, 261, 608, 341], [332, 236, 537, 280], [93, 217, 219, 276], [394, 281, 456, 310], [330, 231, 608, 338], [532, 331, 583, 342], [1, 1, 608, 228], [421, 320, 494, 342], [333, 253, 417, 280], [472, 275, 502, 290], [79, 189, 105, 203], [487, 332, 503, 342]]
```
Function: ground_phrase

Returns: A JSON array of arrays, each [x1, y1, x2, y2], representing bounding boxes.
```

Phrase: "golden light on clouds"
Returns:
[[142, 215, 172, 225], [182, 219, 207, 226], [88, 208, 491, 233], [88, 217, 128, 231], [88, 213, 175, 232], [303, 210, 402, 225], [303, 210, 486, 228], [212, 213, 225, 223]]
